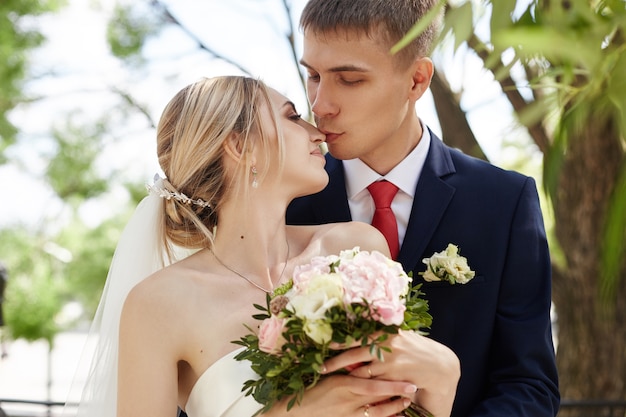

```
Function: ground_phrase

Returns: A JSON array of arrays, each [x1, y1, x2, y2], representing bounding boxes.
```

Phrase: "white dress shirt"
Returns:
[[343, 124, 431, 247]]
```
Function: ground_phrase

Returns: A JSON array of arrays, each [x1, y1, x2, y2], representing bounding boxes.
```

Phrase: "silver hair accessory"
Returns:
[[146, 174, 211, 208]]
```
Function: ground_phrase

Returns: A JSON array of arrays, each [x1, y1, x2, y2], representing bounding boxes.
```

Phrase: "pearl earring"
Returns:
[[251, 166, 259, 188]]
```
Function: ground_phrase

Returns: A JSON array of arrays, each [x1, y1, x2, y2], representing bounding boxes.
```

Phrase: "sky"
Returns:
[[0, 0, 534, 229]]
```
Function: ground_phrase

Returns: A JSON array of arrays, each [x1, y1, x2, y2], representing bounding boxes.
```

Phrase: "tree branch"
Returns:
[[430, 69, 488, 161], [150, 0, 253, 76], [110, 85, 156, 129], [280, 0, 311, 117], [466, 33, 551, 155]]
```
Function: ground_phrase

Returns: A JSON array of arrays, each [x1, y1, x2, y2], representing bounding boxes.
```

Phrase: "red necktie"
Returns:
[[368, 180, 400, 259]]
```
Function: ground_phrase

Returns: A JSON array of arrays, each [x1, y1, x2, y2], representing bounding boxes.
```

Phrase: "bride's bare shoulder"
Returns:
[[294, 221, 390, 257], [121, 253, 216, 320], [122, 262, 191, 314]]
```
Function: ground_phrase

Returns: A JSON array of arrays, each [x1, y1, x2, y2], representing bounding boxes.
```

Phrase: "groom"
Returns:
[[286, 1, 559, 416]]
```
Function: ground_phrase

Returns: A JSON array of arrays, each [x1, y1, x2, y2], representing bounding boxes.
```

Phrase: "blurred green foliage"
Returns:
[[0, 0, 65, 162]]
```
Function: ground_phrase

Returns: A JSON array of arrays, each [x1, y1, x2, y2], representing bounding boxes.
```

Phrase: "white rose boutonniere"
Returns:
[[420, 243, 475, 285]]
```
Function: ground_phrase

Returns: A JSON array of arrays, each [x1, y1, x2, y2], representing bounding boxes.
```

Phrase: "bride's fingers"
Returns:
[[290, 376, 415, 417], [358, 397, 412, 417]]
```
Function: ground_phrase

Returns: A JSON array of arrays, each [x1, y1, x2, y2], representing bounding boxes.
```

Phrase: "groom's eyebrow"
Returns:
[[299, 58, 312, 69], [299, 58, 368, 73]]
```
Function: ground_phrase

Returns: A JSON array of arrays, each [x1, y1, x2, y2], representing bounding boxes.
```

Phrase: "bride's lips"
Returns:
[[310, 144, 327, 159]]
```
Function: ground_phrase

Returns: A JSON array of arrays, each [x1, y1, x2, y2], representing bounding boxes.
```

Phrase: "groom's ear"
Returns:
[[408, 57, 434, 102]]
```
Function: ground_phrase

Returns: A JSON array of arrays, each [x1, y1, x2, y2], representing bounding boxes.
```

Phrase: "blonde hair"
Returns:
[[155, 76, 285, 256]]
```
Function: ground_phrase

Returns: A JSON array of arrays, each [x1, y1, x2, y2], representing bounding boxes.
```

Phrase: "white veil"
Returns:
[[64, 180, 177, 417]]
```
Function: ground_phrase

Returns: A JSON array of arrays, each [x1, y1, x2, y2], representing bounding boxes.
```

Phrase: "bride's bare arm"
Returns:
[[117, 279, 181, 417]]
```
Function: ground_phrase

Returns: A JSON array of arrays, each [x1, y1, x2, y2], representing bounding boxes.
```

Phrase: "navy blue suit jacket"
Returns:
[[286, 132, 559, 416]]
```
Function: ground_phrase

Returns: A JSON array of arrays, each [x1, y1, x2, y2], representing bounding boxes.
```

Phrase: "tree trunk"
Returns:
[[430, 69, 488, 161], [551, 110, 626, 408]]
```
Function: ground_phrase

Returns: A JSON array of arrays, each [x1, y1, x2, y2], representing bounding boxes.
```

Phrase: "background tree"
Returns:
[[0, 0, 68, 348], [0, 0, 64, 162], [0, 0, 148, 375]]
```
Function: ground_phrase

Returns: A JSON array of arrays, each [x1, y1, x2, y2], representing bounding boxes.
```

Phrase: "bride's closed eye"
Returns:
[[279, 100, 302, 122], [286, 103, 301, 121]]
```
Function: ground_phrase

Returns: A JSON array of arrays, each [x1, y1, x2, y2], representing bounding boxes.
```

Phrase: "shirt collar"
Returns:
[[344, 123, 431, 198]]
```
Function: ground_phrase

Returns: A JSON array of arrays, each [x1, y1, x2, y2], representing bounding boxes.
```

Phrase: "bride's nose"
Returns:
[[307, 124, 325, 144]]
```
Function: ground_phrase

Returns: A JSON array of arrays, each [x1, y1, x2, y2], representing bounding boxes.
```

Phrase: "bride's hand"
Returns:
[[261, 373, 416, 417]]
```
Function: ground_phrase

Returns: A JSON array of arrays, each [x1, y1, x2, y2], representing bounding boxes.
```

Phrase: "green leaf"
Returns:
[[516, 97, 554, 131], [444, 2, 475, 51], [542, 134, 565, 205], [490, 0, 517, 34], [599, 162, 626, 307], [493, 27, 601, 70], [391, 0, 447, 55]]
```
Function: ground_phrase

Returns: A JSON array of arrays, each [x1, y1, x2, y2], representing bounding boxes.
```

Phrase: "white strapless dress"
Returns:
[[185, 348, 262, 417]]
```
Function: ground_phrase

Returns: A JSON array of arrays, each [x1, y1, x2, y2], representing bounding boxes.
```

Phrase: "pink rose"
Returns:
[[338, 250, 409, 326], [370, 300, 406, 326], [291, 255, 335, 291], [258, 316, 287, 354]]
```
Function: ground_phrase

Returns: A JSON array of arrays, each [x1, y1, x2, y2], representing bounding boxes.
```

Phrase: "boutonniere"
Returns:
[[420, 244, 475, 285]]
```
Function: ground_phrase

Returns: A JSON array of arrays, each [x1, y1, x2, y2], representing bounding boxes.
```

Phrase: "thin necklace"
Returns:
[[211, 241, 290, 294]]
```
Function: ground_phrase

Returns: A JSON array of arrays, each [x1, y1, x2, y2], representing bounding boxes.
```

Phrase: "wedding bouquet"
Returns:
[[233, 247, 432, 416]]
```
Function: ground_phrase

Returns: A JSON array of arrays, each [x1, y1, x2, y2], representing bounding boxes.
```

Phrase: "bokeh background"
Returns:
[[1, 1, 624, 416]]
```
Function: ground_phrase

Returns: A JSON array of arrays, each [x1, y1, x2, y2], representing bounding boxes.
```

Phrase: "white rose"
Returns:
[[288, 274, 344, 344], [303, 320, 333, 344], [305, 273, 344, 299], [288, 293, 336, 344], [422, 247, 455, 282], [444, 243, 459, 257], [421, 244, 475, 284], [337, 247, 359, 262], [422, 266, 443, 282], [286, 273, 345, 344], [451, 260, 474, 283]]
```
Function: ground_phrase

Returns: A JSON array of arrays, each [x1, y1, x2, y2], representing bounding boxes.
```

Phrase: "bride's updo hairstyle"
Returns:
[[155, 76, 284, 254]]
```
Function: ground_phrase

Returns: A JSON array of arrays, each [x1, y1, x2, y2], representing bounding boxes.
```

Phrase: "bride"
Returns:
[[70, 76, 460, 417]]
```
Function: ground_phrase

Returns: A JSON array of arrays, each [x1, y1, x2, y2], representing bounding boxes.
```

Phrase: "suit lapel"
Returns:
[[397, 132, 456, 273]]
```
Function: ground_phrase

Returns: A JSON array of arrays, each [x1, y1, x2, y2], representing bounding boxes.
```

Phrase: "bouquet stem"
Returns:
[[404, 402, 434, 417]]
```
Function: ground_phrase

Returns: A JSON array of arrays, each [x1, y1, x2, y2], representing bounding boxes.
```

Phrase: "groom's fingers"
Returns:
[[350, 377, 418, 399], [322, 345, 375, 374]]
